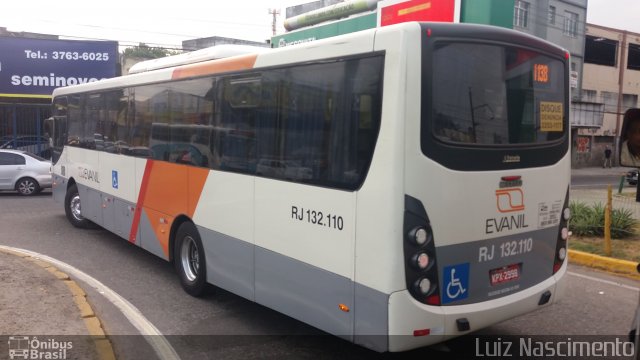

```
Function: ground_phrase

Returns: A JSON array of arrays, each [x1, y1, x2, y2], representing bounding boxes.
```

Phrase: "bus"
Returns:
[[48, 22, 570, 352]]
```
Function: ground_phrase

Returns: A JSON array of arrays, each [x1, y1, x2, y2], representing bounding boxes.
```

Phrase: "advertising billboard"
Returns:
[[379, 0, 457, 27], [0, 37, 118, 98]]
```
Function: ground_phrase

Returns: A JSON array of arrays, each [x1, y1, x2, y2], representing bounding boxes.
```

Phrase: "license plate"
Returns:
[[490, 264, 521, 286]]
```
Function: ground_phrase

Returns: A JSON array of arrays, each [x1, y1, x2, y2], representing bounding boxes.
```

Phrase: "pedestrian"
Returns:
[[603, 145, 612, 168]]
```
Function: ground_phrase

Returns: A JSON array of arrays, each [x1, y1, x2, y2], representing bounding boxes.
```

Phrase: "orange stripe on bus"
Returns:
[[134, 161, 210, 257], [171, 54, 258, 80], [129, 160, 155, 243]]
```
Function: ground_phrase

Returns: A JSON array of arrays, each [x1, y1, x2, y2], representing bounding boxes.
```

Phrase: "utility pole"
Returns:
[[268, 8, 281, 36], [615, 30, 628, 166]]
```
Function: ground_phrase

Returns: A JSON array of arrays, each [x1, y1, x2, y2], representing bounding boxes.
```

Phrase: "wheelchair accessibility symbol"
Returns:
[[112, 170, 119, 189], [442, 263, 470, 304]]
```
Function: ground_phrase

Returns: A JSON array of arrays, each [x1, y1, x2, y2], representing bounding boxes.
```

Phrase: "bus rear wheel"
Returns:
[[174, 222, 208, 297]]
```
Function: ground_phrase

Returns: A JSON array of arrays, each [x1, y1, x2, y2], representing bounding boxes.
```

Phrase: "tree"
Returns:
[[121, 43, 181, 59]]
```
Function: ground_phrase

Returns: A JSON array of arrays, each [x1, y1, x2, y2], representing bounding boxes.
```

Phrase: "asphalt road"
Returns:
[[0, 191, 638, 359]]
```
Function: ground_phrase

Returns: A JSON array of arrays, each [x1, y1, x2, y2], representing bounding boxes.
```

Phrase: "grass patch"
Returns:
[[570, 236, 640, 263], [569, 201, 638, 238]]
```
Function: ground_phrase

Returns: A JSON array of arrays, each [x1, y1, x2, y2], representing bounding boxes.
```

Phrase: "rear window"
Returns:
[[23, 152, 47, 162], [431, 42, 566, 146]]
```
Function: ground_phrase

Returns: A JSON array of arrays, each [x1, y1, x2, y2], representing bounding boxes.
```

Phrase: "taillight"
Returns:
[[553, 189, 570, 274], [404, 195, 440, 305]]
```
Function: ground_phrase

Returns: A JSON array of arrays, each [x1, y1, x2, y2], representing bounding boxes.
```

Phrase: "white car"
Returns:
[[0, 149, 52, 195]]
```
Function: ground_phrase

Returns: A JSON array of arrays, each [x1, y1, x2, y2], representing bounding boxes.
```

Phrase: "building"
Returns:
[[182, 36, 268, 51], [507, 0, 588, 97], [575, 24, 640, 167]]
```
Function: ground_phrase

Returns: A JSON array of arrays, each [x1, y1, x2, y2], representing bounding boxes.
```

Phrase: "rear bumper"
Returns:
[[387, 261, 568, 352]]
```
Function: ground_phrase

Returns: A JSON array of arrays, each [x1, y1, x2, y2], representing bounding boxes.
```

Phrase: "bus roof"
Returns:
[[128, 44, 270, 74]]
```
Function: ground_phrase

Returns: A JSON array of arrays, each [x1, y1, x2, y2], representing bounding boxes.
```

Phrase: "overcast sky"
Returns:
[[0, 0, 638, 50], [1, 1, 301, 48], [586, 0, 640, 33]]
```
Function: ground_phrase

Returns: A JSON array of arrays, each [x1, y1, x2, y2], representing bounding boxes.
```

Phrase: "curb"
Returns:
[[568, 249, 640, 280], [0, 248, 117, 360]]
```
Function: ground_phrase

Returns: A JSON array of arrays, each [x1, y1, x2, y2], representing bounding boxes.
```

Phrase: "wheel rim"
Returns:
[[180, 236, 200, 282], [70, 194, 83, 221], [18, 180, 35, 195]]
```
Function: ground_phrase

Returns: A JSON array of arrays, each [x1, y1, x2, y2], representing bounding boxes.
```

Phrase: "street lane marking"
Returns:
[[0, 245, 181, 360], [568, 271, 640, 292]]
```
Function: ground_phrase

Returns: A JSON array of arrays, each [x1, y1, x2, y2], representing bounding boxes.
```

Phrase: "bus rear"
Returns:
[[390, 23, 570, 351]]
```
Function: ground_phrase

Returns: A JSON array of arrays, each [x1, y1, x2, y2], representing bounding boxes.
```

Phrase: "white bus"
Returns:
[[48, 22, 570, 352]]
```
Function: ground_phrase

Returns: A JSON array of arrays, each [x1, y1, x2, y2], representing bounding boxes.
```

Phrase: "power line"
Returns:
[[0, 14, 275, 51]]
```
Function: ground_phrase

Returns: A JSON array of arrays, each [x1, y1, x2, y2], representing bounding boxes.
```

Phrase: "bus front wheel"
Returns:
[[64, 183, 93, 229], [174, 222, 208, 297]]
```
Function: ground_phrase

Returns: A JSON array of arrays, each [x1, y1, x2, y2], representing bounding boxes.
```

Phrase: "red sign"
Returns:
[[576, 137, 590, 153], [380, 0, 455, 27]]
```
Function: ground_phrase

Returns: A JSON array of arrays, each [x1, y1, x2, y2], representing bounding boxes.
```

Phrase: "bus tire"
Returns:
[[174, 222, 208, 297], [64, 183, 92, 228]]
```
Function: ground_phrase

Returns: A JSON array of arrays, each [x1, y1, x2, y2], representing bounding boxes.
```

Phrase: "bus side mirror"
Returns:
[[618, 108, 640, 167]]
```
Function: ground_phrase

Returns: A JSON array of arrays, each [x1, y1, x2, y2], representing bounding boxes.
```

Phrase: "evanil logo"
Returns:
[[8, 336, 73, 360]]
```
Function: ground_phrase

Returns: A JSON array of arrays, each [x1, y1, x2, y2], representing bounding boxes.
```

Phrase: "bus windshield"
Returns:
[[431, 42, 566, 146]]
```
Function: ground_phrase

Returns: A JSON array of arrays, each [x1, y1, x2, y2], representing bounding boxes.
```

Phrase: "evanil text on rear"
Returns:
[[46, 22, 571, 352]]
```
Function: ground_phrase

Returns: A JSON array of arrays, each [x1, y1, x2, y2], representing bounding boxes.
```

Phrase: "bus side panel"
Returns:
[[192, 171, 255, 300], [254, 178, 356, 339], [77, 183, 102, 225], [353, 284, 390, 352], [255, 247, 354, 339], [136, 208, 169, 259], [99, 152, 137, 203], [98, 152, 138, 238], [350, 23, 419, 296], [192, 171, 255, 244], [112, 198, 135, 240], [199, 226, 255, 302], [68, 148, 102, 225]]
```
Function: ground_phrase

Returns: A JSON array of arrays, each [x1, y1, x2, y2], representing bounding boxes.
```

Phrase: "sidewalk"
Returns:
[[570, 165, 630, 177], [0, 248, 115, 360]]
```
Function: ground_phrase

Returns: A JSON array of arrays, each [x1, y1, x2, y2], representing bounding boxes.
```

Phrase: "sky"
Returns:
[[1, 0, 639, 50], [1, 1, 302, 49], [586, 0, 640, 34]]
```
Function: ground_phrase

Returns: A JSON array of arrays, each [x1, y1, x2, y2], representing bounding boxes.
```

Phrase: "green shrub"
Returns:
[[569, 201, 638, 238]]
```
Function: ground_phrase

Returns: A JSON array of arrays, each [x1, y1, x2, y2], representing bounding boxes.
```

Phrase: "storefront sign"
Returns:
[[0, 37, 118, 97]]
